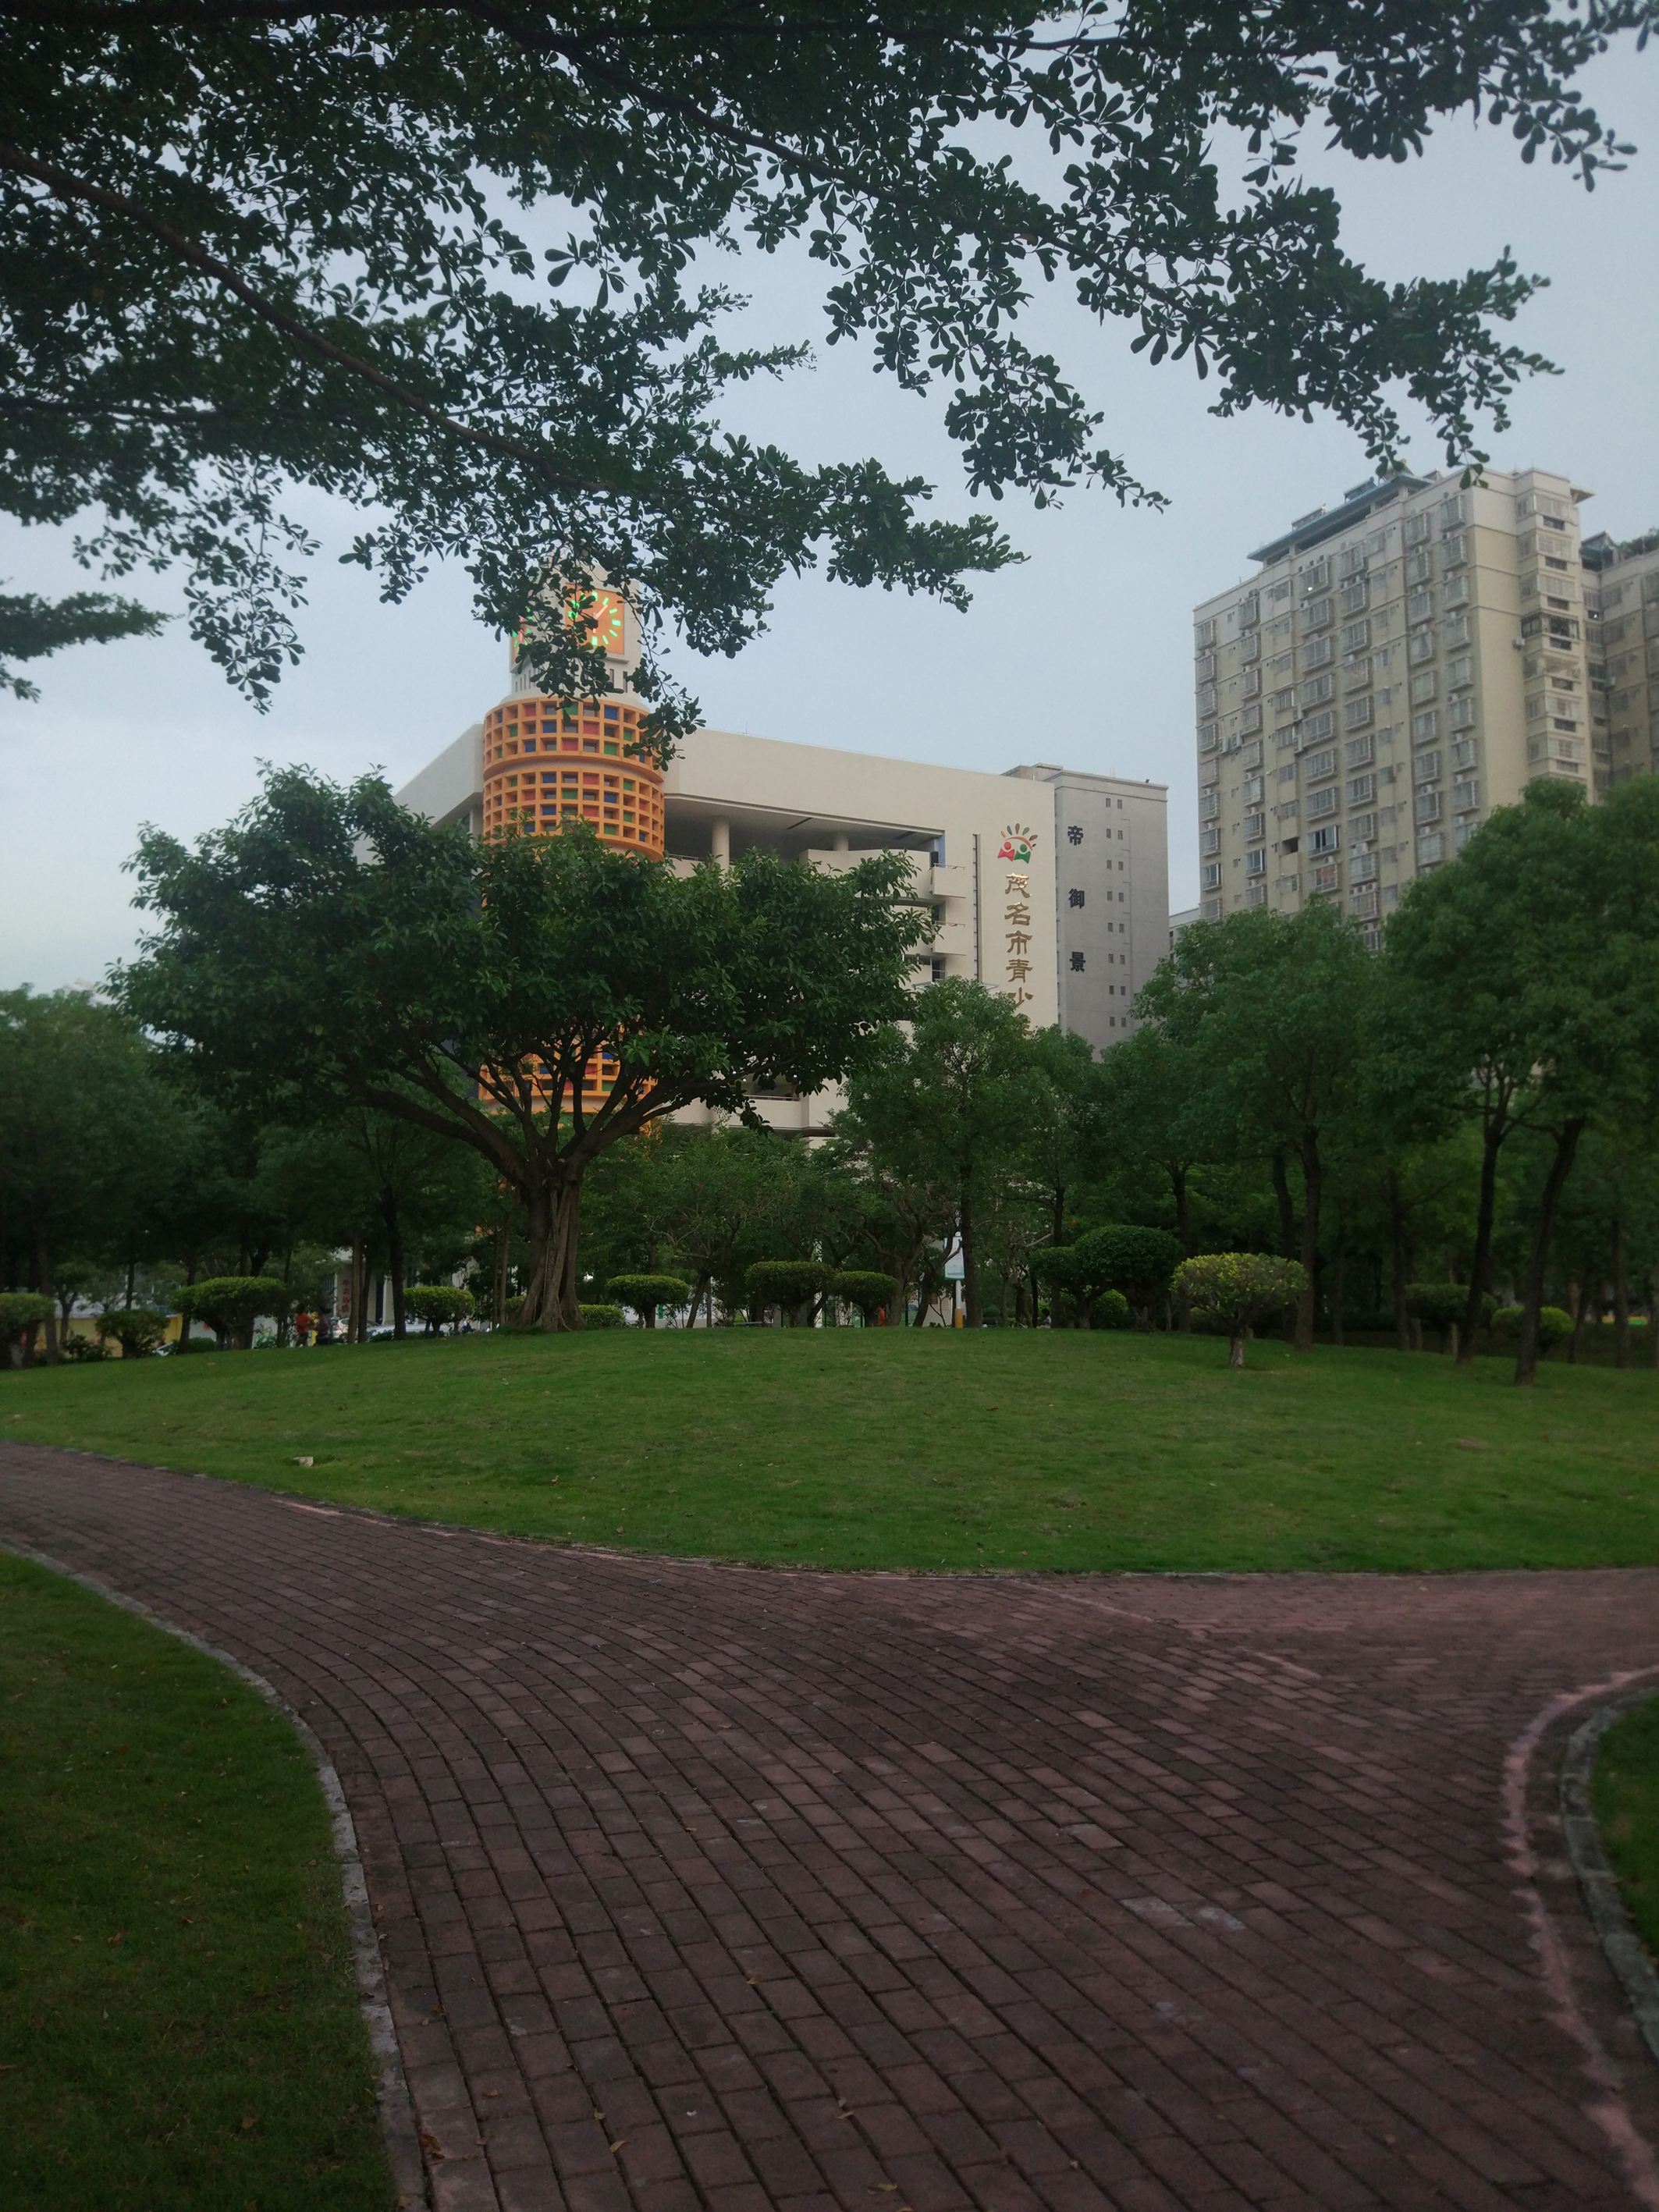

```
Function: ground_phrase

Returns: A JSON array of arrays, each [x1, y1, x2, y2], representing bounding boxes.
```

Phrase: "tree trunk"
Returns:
[[960, 1189, 981, 1329], [1389, 1176, 1412, 1354], [1271, 1147, 1296, 1262], [1460, 1113, 1508, 1366], [1612, 1209, 1630, 1369], [382, 1199, 407, 1340], [1329, 1228, 1345, 1347], [1566, 1278, 1583, 1365], [1228, 1330, 1245, 1370], [34, 1226, 59, 1363], [518, 1180, 584, 1330], [1294, 1137, 1321, 1353], [348, 1238, 364, 1343], [1171, 1163, 1192, 1255], [1515, 1119, 1586, 1386], [1051, 1183, 1065, 1250]]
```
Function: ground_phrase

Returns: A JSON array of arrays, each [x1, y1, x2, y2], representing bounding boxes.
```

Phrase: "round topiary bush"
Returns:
[[176, 1276, 290, 1351], [96, 1306, 172, 1359], [0, 1291, 55, 1365], [1171, 1252, 1308, 1369], [1490, 1303, 1573, 1354], [827, 1270, 898, 1325], [1092, 1288, 1132, 1331], [606, 1274, 691, 1329], [404, 1285, 478, 1335], [744, 1259, 830, 1326], [577, 1303, 624, 1329]]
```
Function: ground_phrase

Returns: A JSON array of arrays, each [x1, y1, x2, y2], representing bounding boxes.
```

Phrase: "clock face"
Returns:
[[569, 589, 626, 655]]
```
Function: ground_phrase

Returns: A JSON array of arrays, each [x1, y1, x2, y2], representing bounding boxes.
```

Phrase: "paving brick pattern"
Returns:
[[3, 1443, 1658, 2212]]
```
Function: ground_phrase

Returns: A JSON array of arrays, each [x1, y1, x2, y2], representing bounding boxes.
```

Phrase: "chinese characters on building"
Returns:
[[1004, 871, 1033, 1007]]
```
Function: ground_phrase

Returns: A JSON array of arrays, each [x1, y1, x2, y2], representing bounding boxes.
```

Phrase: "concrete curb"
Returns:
[[1561, 1685, 1659, 2072], [0, 1538, 432, 2210]]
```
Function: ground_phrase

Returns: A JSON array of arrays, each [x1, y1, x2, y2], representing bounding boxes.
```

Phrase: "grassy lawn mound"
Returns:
[[1594, 1694, 1659, 1967], [0, 1552, 394, 2211], [3, 1329, 1656, 1574]]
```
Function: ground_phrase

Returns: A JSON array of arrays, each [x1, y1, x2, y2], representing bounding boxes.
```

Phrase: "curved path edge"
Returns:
[[0, 1535, 432, 2212], [1562, 1690, 1659, 2070]]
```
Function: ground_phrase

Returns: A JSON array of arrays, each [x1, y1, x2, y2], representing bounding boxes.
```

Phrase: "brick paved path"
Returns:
[[4, 1443, 1659, 2212]]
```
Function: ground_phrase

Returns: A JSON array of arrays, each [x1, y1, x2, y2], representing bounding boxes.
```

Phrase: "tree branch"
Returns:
[[0, 141, 634, 502]]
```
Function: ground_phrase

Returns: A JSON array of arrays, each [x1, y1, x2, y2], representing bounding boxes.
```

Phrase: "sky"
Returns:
[[4, 46, 1657, 992]]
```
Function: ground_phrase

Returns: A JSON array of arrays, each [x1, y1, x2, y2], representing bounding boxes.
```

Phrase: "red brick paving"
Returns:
[[2, 1442, 1658, 2212]]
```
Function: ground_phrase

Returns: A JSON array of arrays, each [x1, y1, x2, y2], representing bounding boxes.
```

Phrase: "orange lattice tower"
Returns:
[[480, 585, 664, 1117], [481, 693, 665, 856]]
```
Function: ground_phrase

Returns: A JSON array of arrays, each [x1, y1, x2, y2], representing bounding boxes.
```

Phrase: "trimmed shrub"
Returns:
[[176, 1275, 290, 1351], [1490, 1304, 1573, 1354], [744, 1259, 830, 1326], [1172, 1253, 1308, 1369], [606, 1273, 691, 1329], [403, 1285, 478, 1335], [0, 1291, 55, 1365], [1092, 1288, 1132, 1331], [1404, 1284, 1499, 1349], [1034, 1233, 1172, 1328], [1077, 1224, 1185, 1326], [577, 1303, 624, 1329], [1405, 1283, 1468, 1333], [59, 1332, 112, 1362], [827, 1269, 899, 1325], [96, 1306, 172, 1359]]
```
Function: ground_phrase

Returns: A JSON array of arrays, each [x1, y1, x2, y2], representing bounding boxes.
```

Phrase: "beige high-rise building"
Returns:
[[1584, 528, 1659, 784], [1191, 467, 1601, 942]]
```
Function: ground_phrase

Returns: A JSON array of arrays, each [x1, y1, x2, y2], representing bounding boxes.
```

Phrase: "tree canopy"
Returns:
[[1136, 900, 1376, 1350], [5, 0, 1647, 714], [118, 767, 929, 1327]]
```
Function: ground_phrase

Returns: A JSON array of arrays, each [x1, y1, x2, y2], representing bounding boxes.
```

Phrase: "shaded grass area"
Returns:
[[1594, 1693, 1659, 1965], [0, 1553, 393, 2212], [3, 1329, 1657, 1573]]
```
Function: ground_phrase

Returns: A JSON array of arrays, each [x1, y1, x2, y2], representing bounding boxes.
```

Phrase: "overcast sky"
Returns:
[[4, 48, 1657, 992]]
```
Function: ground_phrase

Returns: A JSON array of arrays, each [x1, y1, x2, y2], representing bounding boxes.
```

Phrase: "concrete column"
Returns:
[[831, 832, 850, 852], [711, 816, 730, 867]]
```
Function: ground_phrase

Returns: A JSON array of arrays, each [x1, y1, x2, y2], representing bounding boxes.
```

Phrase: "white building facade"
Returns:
[[397, 683, 1168, 1131]]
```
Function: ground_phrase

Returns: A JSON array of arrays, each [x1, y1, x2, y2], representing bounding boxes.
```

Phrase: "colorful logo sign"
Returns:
[[510, 588, 627, 659], [996, 823, 1038, 864]]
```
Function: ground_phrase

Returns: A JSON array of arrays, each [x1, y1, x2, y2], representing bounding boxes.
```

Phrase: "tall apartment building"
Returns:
[[1584, 529, 1659, 783], [1192, 467, 1598, 941]]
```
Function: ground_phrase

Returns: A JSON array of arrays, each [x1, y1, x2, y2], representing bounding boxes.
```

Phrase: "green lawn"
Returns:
[[0, 1553, 394, 2212], [3, 1328, 1656, 1572], [1595, 1694, 1659, 1965]]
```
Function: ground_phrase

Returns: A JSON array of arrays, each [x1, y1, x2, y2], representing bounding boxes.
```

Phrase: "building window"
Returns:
[[1070, 951, 1085, 972], [1068, 887, 1085, 908]]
